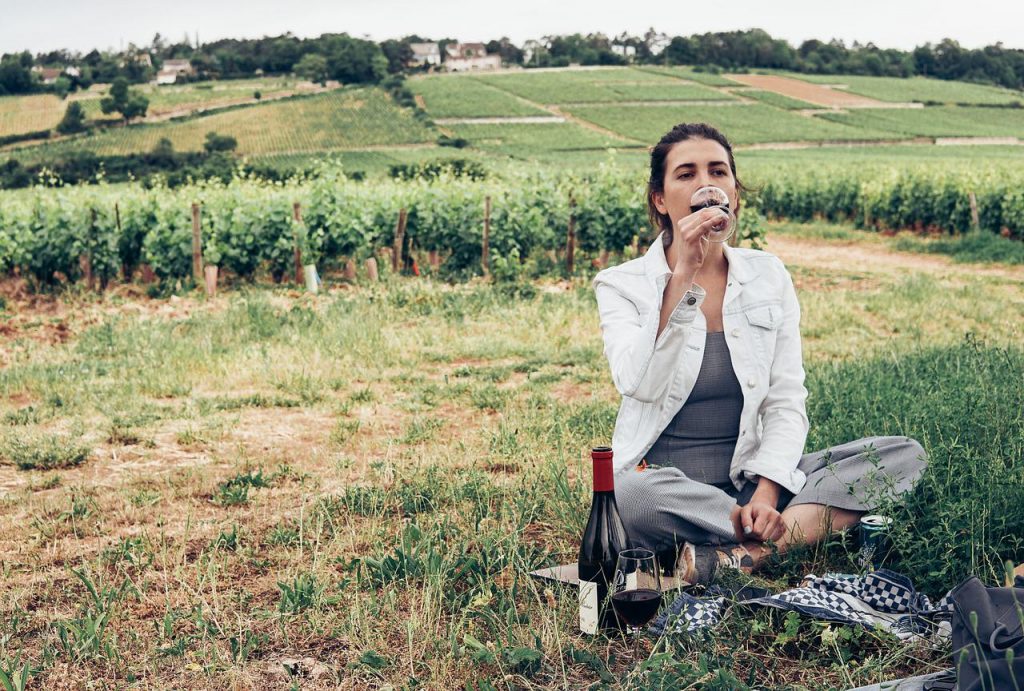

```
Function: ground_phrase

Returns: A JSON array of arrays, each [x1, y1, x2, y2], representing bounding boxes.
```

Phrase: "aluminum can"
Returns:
[[858, 514, 893, 569]]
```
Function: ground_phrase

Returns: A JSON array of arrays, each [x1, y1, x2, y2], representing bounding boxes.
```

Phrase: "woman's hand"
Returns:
[[672, 208, 730, 278], [738, 501, 785, 543]]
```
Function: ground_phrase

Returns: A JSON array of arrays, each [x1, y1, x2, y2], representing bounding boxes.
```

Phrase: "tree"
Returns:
[[203, 131, 237, 153], [100, 77, 149, 122], [56, 102, 87, 134], [294, 53, 329, 84]]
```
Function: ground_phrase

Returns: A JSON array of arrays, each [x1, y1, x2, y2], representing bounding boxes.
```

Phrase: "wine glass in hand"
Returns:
[[612, 548, 663, 635], [689, 186, 736, 243]]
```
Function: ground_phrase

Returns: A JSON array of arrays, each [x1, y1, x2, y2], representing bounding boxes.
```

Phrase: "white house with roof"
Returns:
[[444, 42, 501, 72], [155, 59, 194, 85], [408, 42, 441, 67]]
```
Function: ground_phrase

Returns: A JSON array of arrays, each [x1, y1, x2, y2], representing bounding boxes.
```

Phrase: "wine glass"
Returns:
[[689, 185, 736, 243], [612, 548, 663, 637]]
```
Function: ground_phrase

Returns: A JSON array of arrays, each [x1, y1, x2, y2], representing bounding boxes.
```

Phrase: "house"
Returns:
[[155, 59, 194, 85], [443, 43, 501, 72], [408, 42, 441, 67], [30, 66, 64, 84]]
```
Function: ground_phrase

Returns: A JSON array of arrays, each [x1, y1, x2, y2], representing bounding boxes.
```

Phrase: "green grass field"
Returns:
[[634, 66, 742, 86], [565, 103, 897, 145], [783, 73, 1024, 105], [0, 223, 1021, 687]]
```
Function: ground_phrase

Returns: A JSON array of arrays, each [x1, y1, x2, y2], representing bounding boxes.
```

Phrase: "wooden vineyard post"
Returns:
[[365, 257, 379, 282], [968, 191, 980, 232], [191, 202, 203, 283], [82, 208, 96, 292], [482, 196, 491, 277], [566, 191, 576, 275], [344, 259, 357, 281], [393, 208, 407, 274], [293, 202, 303, 284], [115, 202, 128, 281]]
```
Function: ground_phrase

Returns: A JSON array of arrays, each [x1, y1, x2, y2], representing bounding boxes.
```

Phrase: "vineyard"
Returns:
[[782, 72, 1024, 105], [819, 105, 1024, 139], [470, 68, 737, 104], [0, 94, 66, 137], [1, 161, 1021, 289], [7, 88, 436, 164]]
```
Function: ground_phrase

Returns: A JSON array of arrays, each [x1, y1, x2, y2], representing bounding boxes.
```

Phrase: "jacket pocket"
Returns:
[[744, 304, 780, 366]]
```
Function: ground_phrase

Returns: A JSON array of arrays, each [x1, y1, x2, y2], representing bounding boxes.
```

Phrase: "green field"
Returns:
[[820, 106, 1024, 139], [565, 103, 896, 145], [0, 227, 1021, 686], [785, 73, 1024, 105], [407, 76, 548, 117], [7, 88, 436, 163], [473, 67, 736, 104]]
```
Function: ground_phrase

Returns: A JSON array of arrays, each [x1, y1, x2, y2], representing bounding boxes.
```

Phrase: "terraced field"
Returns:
[[563, 103, 895, 145], [407, 76, 548, 117], [472, 67, 736, 104], [819, 106, 1024, 139], [633, 65, 741, 86], [443, 121, 637, 157]]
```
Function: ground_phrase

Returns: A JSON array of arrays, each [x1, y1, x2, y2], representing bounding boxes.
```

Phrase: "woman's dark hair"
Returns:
[[646, 122, 746, 247]]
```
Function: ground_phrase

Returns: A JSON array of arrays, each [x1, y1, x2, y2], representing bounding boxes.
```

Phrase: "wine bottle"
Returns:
[[578, 446, 631, 634]]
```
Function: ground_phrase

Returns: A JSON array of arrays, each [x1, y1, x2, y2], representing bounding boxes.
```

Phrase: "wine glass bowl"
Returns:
[[689, 185, 736, 244], [612, 548, 663, 633]]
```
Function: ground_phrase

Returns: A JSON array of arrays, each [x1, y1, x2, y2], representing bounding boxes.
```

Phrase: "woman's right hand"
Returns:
[[672, 208, 729, 277]]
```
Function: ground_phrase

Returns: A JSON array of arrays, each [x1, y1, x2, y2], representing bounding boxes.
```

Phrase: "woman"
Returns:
[[593, 123, 927, 584]]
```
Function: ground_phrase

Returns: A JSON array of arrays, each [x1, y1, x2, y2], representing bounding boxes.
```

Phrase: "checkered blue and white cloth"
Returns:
[[651, 569, 955, 639]]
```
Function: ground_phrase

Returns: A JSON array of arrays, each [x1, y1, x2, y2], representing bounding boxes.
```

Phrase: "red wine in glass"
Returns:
[[611, 588, 663, 628], [611, 548, 663, 634], [689, 186, 735, 243]]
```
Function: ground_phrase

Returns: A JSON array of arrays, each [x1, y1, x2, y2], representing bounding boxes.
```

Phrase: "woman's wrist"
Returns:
[[750, 476, 782, 505]]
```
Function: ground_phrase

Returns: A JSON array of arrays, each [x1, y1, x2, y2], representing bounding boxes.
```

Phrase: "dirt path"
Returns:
[[767, 233, 1024, 283], [725, 74, 890, 108]]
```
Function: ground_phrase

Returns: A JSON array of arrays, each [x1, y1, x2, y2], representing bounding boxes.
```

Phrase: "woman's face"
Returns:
[[652, 138, 739, 230]]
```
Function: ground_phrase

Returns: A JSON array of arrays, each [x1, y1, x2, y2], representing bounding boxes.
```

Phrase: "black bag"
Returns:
[[949, 575, 1024, 691]]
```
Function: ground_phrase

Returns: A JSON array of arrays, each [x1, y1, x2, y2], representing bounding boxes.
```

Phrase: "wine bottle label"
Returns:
[[579, 581, 598, 635]]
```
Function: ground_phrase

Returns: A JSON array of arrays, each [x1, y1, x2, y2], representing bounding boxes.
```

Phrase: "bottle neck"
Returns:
[[592, 456, 614, 493]]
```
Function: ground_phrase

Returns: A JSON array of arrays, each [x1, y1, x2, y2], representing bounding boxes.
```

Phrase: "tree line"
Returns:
[[3, 29, 1024, 98]]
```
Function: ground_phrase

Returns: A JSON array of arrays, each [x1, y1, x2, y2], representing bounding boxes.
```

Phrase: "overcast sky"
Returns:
[[2, 0, 1021, 55]]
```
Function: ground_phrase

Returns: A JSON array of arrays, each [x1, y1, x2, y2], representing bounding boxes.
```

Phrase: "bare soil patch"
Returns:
[[725, 74, 887, 107]]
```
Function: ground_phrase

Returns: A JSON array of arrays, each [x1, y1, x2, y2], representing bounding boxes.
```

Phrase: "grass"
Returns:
[[634, 65, 742, 86], [0, 222, 1021, 686]]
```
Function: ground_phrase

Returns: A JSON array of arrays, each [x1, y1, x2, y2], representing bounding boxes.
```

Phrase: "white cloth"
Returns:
[[592, 235, 809, 494]]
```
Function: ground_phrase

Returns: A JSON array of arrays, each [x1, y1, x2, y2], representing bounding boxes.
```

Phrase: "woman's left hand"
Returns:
[[739, 501, 785, 542]]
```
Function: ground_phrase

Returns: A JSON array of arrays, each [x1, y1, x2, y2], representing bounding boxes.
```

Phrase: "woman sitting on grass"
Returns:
[[593, 122, 927, 584]]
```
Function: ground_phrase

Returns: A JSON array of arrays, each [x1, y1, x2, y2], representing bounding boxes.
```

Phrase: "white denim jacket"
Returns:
[[593, 234, 809, 495]]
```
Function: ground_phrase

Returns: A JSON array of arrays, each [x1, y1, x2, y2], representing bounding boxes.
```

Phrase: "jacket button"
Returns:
[[730, 328, 741, 338], [747, 378, 756, 388], [686, 296, 696, 306]]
